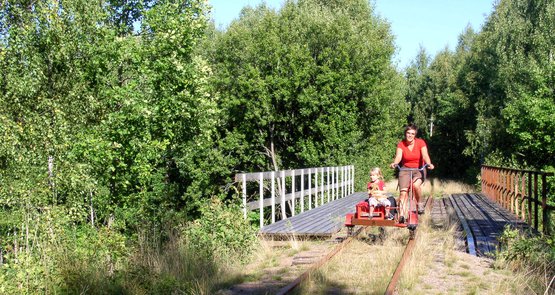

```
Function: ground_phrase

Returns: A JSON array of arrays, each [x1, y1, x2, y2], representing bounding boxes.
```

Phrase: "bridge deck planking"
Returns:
[[267, 194, 361, 234], [268, 197, 364, 235], [472, 193, 533, 242], [473, 193, 530, 230], [263, 210, 352, 235], [456, 194, 497, 254], [460, 194, 501, 254], [449, 195, 478, 255], [260, 192, 531, 244], [437, 197, 467, 251], [260, 192, 368, 237], [431, 197, 457, 229], [468, 195, 513, 238], [450, 193, 532, 256], [467, 193, 531, 241]]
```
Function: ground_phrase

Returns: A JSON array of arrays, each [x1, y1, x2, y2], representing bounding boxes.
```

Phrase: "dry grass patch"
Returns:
[[396, 207, 544, 295], [297, 227, 409, 294], [215, 236, 332, 294], [385, 177, 477, 197]]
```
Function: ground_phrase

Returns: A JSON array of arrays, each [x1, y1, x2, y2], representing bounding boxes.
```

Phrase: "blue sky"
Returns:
[[208, 0, 496, 69]]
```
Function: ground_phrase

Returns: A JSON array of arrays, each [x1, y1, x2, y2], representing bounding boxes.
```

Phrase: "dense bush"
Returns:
[[496, 227, 555, 292], [184, 198, 258, 262], [0, 207, 128, 294]]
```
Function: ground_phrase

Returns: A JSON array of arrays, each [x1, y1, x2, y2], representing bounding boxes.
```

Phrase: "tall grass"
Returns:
[[295, 227, 408, 294], [0, 198, 258, 294], [495, 226, 555, 294], [289, 196, 548, 294]]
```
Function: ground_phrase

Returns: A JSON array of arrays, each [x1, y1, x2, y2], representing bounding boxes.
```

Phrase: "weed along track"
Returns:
[[276, 197, 433, 295], [275, 227, 365, 295], [384, 197, 432, 294]]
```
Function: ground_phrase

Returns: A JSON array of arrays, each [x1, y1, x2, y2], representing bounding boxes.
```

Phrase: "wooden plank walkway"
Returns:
[[431, 197, 466, 252], [260, 192, 368, 237], [449, 193, 532, 257], [260, 191, 533, 253]]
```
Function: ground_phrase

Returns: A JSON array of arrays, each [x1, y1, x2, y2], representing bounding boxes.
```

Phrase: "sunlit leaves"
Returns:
[[0, 0, 218, 228], [409, 0, 555, 178], [207, 0, 407, 185]]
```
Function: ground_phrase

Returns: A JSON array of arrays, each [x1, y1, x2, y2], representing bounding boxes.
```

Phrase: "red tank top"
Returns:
[[397, 138, 427, 168]]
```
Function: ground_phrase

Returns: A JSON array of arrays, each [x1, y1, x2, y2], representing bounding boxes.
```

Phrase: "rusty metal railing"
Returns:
[[481, 165, 554, 235]]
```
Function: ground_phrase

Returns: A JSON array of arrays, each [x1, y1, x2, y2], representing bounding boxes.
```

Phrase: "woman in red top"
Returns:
[[389, 124, 434, 217]]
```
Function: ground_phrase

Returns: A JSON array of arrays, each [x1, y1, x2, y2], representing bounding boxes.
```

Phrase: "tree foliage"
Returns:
[[206, 0, 408, 186], [455, 0, 554, 171], [1, 0, 554, 292], [0, 0, 236, 292], [406, 0, 554, 179], [404, 28, 478, 179], [0, 0, 219, 230]]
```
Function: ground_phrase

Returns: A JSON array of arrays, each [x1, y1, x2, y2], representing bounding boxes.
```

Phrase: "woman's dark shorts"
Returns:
[[398, 169, 426, 191]]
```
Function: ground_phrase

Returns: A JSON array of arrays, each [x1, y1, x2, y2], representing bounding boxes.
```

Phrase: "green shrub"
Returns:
[[117, 197, 258, 294], [0, 206, 129, 294], [497, 227, 555, 263], [0, 197, 258, 294], [184, 197, 258, 262], [496, 226, 555, 292]]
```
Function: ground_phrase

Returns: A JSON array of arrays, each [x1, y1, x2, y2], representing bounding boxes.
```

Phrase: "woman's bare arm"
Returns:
[[390, 147, 403, 168], [421, 146, 435, 169]]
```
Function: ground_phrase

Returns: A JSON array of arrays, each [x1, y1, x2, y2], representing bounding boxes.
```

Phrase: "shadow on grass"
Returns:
[[291, 269, 358, 295]]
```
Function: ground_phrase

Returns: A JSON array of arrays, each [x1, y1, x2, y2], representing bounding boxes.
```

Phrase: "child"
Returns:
[[367, 167, 394, 220]]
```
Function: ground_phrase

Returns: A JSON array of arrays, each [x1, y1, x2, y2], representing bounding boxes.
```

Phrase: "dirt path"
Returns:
[[395, 213, 529, 295]]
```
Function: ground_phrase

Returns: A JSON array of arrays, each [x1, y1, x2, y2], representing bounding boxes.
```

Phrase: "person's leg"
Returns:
[[413, 179, 423, 203], [382, 198, 392, 219], [398, 170, 410, 220], [399, 190, 408, 220], [369, 198, 378, 218], [411, 170, 425, 212], [385, 206, 391, 218]]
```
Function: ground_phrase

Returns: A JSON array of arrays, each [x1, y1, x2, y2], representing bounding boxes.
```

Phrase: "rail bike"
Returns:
[[344, 165, 429, 239]]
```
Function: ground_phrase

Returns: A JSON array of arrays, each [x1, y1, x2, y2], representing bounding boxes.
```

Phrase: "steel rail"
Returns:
[[384, 196, 432, 295], [277, 196, 433, 295], [275, 226, 365, 295]]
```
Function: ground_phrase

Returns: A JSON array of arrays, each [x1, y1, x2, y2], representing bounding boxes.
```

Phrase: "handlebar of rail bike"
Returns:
[[392, 163, 429, 171]]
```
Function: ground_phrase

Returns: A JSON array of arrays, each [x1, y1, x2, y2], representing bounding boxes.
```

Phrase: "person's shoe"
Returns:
[[417, 203, 424, 214], [398, 216, 405, 224], [386, 214, 394, 220]]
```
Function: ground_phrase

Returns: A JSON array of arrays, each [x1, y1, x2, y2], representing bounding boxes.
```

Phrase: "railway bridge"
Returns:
[[236, 165, 554, 257]]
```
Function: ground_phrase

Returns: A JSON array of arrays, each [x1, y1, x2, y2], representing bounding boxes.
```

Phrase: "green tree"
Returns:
[[494, 0, 555, 169], [0, 0, 229, 292], [404, 27, 479, 180], [406, 0, 554, 179], [0, 0, 219, 229], [460, 0, 554, 170], [206, 0, 407, 186], [405, 46, 432, 134]]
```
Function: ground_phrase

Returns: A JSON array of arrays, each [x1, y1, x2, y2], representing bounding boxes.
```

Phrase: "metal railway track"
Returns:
[[276, 196, 433, 295]]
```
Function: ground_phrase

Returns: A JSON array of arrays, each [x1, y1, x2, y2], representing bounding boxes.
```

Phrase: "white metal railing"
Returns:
[[235, 165, 355, 228]]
